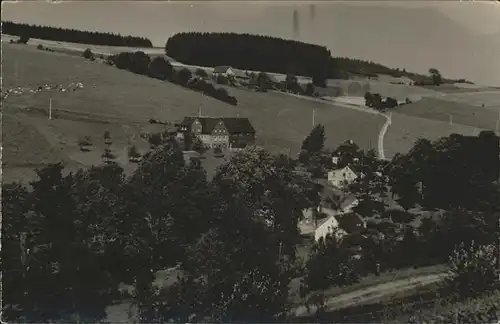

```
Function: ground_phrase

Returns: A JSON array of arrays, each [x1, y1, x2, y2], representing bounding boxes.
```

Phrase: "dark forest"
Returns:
[[2, 21, 153, 48]]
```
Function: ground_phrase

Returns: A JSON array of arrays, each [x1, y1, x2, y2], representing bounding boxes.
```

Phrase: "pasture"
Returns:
[[2, 43, 385, 183], [326, 79, 441, 101], [439, 91, 500, 109], [393, 97, 500, 131], [383, 113, 498, 159]]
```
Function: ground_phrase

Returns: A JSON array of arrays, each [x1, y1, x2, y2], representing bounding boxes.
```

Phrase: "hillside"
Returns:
[[2, 43, 385, 182]]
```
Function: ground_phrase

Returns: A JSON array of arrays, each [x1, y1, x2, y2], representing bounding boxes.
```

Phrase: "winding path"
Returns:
[[291, 272, 447, 318], [273, 91, 391, 160]]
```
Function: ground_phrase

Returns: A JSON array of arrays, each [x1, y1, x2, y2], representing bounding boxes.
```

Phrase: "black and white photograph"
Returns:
[[1, 0, 500, 322]]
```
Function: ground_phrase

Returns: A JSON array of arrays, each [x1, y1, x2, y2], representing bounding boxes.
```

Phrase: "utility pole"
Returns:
[[49, 98, 53, 120], [497, 213, 500, 281], [312, 107, 315, 126]]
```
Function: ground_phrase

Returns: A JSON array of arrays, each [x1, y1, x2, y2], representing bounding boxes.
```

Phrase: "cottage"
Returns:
[[213, 66, 238, 79], [313, 212, 366, 242], [314, 216, 347, 242], [327, 165, 359, 188], [179, 116, 256, 150], [232, 69, 250, 83]]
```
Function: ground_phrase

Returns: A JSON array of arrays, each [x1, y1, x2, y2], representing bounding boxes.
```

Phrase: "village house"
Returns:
[[314, 212, 366, 242], [213, 66, 235, 78], [178, 116, 256, 150], [213, 66, 250, 84], [327, 165, 359, 188]]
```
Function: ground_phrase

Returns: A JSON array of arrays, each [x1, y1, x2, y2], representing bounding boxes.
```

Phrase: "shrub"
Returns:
[[103, 131, 112, 145], [216, 74, 229, 85], [101, 148, 116, 164], [127, 145, 141, 162], [384, 97, 398, 109], [305, 233, 361, 292], [148, 133, 162, 148], [148, 56, 173, 80], [18, 35, 29, 44], [195, 68, 208, 78], [175, 68, 192, 86], [305, 83, 315, 96], [443, 241, 498, 299], [83, 48, 94, 60], [36, 44, 44, 50], [384, 209, 416, 223]]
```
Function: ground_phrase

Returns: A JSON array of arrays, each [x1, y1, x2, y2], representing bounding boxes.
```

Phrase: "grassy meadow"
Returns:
[[2, 43, 386, 182]]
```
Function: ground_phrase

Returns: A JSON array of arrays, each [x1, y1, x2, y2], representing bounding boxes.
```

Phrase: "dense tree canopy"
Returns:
[[165, 32, 330, 85], [2, 21, 153, 47], [2, 115, 499, 323], [390, 132, 500, 212]]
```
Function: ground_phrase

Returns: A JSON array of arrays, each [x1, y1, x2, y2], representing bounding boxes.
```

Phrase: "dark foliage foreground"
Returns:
[[2, 124, 499, 323], [2, 138, 318, 323]]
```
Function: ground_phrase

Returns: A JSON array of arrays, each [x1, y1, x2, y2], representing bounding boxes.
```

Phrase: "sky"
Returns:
[[3, 1, 500, 86]]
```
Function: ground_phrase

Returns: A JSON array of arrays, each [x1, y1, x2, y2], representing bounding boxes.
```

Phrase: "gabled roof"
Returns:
[[233, 69, 249, 79], [181, 116, 255, 135], [329, 166, 358, 178], [213, 66, 232, 73], [221, 117, 255, 134]]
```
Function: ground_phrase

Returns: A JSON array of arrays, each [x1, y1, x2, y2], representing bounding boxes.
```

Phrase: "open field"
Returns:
[[439, 91, 500, 109], [326, 79, 441, 101], [383, 113, 499, 159], [393, 97, 499, 130], [2, 43, 385, 183], [1, 34, 166, 57]]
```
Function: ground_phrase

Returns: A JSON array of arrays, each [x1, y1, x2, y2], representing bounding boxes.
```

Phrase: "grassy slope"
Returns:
[[3, 44, 385, 182], [394, 97, 499, 130], [384, 113, 479, 159]]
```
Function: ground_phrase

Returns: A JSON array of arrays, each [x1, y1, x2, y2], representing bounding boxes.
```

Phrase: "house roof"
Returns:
[[213, 66, 232, 73], [329, 166, 359, 179], [181, 116, 255, 135], [340, 195, 359, 210], [233, 69, 249, 79]]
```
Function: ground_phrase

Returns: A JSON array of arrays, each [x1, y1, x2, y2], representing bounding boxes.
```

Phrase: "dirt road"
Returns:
[[273, 91, 391, 160], [292, 272, 447, 317]]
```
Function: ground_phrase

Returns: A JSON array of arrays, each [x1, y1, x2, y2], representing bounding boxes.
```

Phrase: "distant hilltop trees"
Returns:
[[166, 32, 331, 86], [165, 32, 466, 85], [2, 21, 153, 48]]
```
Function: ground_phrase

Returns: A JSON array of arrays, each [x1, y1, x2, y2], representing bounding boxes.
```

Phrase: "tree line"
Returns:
[[2, 21, 153, 48], [165, 32, 331, 87], [2, 123, 499, 322], [105, 51, 237, 105], [164, 32, 469, 87]]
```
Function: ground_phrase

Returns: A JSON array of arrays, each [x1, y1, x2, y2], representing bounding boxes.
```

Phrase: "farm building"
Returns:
[[179, 116, 256, 150]]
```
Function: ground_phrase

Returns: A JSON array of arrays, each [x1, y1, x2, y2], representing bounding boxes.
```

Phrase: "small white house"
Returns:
[[314, 216, 347, 242], [213, 66, 235, 78], [327, 166, 359, 188]]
